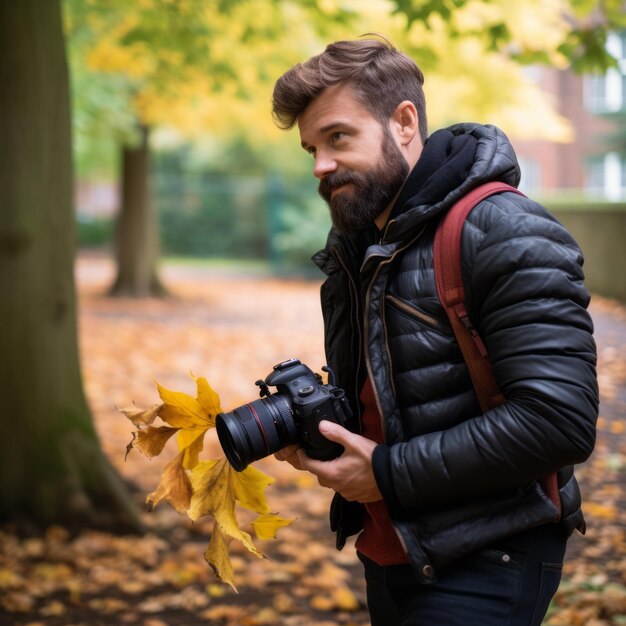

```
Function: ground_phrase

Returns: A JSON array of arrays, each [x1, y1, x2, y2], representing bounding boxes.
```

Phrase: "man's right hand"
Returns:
[[274, 444, 305, 470]]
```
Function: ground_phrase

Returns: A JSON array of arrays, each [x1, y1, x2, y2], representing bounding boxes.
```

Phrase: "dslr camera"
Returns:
[[216, 358, 352, 471]]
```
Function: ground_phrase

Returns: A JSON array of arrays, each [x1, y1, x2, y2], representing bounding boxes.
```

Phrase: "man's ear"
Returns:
[[390, 100, 419, 146]]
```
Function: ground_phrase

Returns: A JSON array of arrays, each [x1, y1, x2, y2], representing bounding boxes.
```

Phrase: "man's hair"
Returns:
[[272, 36, 428, 143]]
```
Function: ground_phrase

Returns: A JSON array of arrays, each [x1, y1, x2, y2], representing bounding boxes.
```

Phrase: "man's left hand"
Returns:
[[297, 420, 382, 503]]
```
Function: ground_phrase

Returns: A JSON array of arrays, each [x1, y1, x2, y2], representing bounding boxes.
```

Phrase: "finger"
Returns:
[[296, 449, 335, 479], [317, 420, 354, 446], [274, 444, 301, 462]]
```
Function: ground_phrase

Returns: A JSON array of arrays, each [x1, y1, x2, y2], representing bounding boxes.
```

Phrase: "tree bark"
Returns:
[[0, 0, 143, 532], [109, 125, 166, 297]]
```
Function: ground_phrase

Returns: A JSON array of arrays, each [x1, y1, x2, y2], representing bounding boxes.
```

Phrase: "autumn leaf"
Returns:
[[177, 428, 206, 469], [122, 374, 293, 589], [204, 525, 237, 591], [156, 376, 219, 430], [188, 460, 263, 557], [124, 375, 221, 470], [146, 451, 193, 514], [188, 459, 295, 586], [231, 464, 275, 514], [133, 425, 178, 458], [118, 402, 163, 427], [252, 514, 294, 540]]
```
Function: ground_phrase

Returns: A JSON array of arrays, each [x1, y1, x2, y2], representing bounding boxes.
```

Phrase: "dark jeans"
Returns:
[[358, 523, 567, 626]]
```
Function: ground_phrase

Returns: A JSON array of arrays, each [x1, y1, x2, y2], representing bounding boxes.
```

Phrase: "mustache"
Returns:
[[318, 171, 362, 202]]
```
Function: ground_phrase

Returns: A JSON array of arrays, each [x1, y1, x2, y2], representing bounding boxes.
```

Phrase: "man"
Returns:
[[272, 36, 598, 625]]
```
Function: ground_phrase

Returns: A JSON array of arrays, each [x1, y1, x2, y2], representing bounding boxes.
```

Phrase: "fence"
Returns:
[[77, 173, 626, 300], [154, 172, 331, 273], [549, 202, 626, 302]]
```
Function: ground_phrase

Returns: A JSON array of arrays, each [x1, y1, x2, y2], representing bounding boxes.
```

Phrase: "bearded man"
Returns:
[[272, 36, 598, 626]]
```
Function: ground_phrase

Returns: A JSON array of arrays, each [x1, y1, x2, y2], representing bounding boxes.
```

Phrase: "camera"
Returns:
[[216, 358, 352, 471]]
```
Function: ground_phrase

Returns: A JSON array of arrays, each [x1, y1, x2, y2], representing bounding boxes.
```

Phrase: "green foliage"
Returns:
[[558, 26, 617, 74], [272, 195, 331, 266], [392, 0, 466, 26], [390, 0, 625, 73], [63, 0, 357, 180], [151, 151, 325, 267], [76, 216, 114, 248], [155, 173, 268, 259]]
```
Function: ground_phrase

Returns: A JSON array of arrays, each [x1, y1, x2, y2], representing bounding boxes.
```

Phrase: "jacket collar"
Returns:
[[382, 123, 520, 244], [313, 123, 521, 271]]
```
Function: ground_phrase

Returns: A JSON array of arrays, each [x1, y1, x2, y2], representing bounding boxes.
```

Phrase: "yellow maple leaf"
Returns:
[[156, 380, 216, 429], [121, 373, 294, 589], [188, 459, 263, 557], [118, 402, 163, 426], [252, 514, 294, 540], [177, 427, 207, 469], [194, 375, 221, 427], [146, 451, 193, 514], [204, 525, 237, 592], [132, 425, 178, 458], [231, 464, 275, 514], [124, 375, 222, 469]]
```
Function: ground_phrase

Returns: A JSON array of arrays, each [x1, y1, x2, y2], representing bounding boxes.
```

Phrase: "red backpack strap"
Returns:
[[433, 181, 523, 413], [433, 182, 561, 516]]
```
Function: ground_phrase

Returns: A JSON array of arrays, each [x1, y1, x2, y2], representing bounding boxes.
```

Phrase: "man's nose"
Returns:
[[313, 151, 337, 180]]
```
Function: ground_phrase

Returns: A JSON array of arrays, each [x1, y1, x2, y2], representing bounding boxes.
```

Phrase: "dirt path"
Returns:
[[2, 255, 625, 626]]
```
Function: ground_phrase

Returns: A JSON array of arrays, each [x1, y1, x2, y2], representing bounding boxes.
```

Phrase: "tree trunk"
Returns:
[[109, 125, 166, 297], [0, 0, 143, 533]]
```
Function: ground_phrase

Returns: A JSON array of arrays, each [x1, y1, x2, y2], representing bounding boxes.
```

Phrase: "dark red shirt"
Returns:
[[354, 377, 409, 565]]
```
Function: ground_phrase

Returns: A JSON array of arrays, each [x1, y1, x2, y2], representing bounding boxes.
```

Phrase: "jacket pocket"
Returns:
[[398, 481, 560, 572], [385, 294, 441, 330]]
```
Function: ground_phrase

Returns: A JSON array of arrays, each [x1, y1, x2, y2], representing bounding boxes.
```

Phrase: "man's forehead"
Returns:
[[297, 83, 373, 140]]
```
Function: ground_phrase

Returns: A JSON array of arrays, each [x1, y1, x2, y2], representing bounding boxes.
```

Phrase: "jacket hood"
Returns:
[[313, 123, 521, 273], [381, 123, 520, 243]]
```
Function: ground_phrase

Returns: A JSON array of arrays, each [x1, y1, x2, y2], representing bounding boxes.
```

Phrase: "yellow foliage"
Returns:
[[72, 0, 576, 145], [252, 514, 295, 540], [146, 450, 193, 513], [451, 0, 571, 63], [122, 374, 294, 590], [400, 6, 573, 142]]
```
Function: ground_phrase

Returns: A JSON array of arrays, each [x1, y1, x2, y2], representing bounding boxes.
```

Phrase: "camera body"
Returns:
[[216, 358, 352, 471]]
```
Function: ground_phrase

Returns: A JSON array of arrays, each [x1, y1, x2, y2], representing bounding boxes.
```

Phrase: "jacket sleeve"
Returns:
[[377, 192, 599, 510]]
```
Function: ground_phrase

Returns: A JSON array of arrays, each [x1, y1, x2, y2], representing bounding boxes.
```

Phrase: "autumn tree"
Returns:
[[0, 0, 142, 531], [67, 0, 626, 299], [390, 0, 625, 72], [65, 0, 355, 296]]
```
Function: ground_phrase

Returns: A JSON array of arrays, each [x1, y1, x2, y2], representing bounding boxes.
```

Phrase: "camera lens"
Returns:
[[216, 393, 297, 471]]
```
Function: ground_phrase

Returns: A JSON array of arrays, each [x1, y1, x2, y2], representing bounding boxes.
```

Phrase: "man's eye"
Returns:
[[331, 132, 344, 142], [307, 147, 316, 156]]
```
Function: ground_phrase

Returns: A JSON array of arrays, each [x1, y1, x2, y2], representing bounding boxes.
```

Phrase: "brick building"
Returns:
[[513, 31, 626, 201]]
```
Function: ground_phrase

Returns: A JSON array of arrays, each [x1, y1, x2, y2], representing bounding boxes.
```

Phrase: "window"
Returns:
[[586, 152, 626, 200], [584, 31, 626, 113], [517, 157, 542, 194]]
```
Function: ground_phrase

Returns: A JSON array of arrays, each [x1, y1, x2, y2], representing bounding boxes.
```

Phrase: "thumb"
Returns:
[[318, 420, 352, 445]]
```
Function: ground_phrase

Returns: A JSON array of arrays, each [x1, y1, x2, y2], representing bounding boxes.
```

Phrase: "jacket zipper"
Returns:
[[363, 226, 426, 439], [361, 227, 427, 567], [331, 245, 363, 429], [385, 294, 440, 328]]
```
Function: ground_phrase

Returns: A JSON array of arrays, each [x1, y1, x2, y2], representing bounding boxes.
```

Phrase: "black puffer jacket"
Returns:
[[312, 123, 598, 584]]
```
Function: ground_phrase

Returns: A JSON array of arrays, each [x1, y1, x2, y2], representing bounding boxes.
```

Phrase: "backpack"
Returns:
[[433, 181, 561, 516]]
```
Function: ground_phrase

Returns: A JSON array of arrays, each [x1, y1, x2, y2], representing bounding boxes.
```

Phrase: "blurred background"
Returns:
[[66, 0, 626, 298], [2, 1, 626, 625]]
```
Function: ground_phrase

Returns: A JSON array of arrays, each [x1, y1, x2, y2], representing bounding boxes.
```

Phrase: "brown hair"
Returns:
[[272, 36, 428, 143]]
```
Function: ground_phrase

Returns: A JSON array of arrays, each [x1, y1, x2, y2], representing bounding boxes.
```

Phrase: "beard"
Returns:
[[318, 129, 409, 235]]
